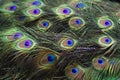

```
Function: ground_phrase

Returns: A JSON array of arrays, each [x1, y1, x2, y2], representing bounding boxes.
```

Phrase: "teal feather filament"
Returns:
[[116, 12, 120, 17], [107, 58, 120, 77], [116, 12, 120, 24]]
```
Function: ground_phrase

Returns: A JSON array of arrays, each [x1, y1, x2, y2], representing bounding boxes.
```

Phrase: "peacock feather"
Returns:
[[0, 0, 120, 80]]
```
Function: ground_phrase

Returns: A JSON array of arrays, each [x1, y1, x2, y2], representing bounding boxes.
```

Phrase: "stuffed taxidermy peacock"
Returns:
[[0, 0, 120, 80]]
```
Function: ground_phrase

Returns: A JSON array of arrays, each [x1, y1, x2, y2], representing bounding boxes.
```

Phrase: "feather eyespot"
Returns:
[[65, 65, 85, 80], [52, 5, 74, 19], [29, 8, 40, 15], [35, 49, 60, 69], [9, 5, 17, 11], [93, 57, 108, 70], [39, 53, 59, 67], [98, 36, 115, 47], [60, 8, 71, 15], [97, 17, 114, 30], [37, 20, 51, 30], [41, 54, 57, 64], [59, 38, 77, 50], [27, 0, 44, 7], [16, 39, 35, 50], [32, 1, 41, 6], [23, 7, 43, 17], [71, 67, 79, 74], [6, 32, 23, 41], [0, 3, 17, 13], [70, 1, 87, 9], [75, 3, 86, 8], [56, 6, 72, 15], [69, 17, 85, 30]]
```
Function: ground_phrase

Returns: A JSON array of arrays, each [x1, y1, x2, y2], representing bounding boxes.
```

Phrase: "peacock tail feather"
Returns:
[[0, 0, 120, 80]]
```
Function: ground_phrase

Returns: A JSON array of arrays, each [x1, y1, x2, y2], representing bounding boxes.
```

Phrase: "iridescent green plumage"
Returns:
[[0, 0, 120, 80]]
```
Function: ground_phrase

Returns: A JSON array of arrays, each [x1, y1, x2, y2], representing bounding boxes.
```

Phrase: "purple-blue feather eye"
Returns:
[[17, 39, 34, 49], [32, 1, 41, 6], [6, 32, 23, 41], [9, 5, 17, 11], [31, 9, 40, 15], [75, 3, 86, 9], [25, 7, 43, 17], [92, 57, 108, 70], [13, 33, 23, 39], [71, 68, 79, 74], [0, 3, 17, 13], [62, 8, 71, 15], [98, 36, 114, 47], [69, 17, 85, 30], [65, 65, 85, 80], [97, 17, 114, 30]]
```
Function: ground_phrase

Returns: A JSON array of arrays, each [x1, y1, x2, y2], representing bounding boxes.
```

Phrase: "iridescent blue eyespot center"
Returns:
[[9, 6, 17, 11], [14, 33, 23, 39], [47, 54, 56, 63], [71, 68, 79, 74], [42, 21, 49, 27], [105, 38, 111, 44], [75, 3, 85, 8], [32, 1, 41, 6], [98, 58, 105, 65], [104, 20, 112, 27], [67, 39, 74, 46], [75, 19, 82, 25], [18, 15, 25, 21], [24, 40, 33, 48], [63, 8, 71, 14], [33, 9, 40, 14]]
